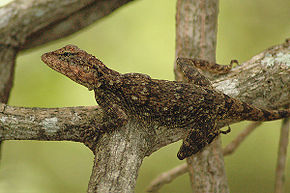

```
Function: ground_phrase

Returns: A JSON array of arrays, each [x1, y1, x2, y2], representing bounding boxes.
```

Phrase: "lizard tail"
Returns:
[[225, 96, 290, 121], [243, 107, 290, 121]]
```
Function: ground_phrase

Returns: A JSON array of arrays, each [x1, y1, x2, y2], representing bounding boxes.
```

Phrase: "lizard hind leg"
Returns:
[[177, 120, 218, 160], [176, 57, 212, 86], [177, 128, 208, 160], [177, 57, 235, 78], [205, 125, 231, 146]]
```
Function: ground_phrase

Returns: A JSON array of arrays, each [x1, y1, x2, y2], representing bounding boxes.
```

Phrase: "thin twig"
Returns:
[[274, 118, 289, 193], [223, 122, 262, 156], [146, 163, 188, 192], [146, 121, 262, 192]]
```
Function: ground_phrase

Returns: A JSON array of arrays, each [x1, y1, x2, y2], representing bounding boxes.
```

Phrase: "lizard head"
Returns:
[[41, 45, 108, 91]]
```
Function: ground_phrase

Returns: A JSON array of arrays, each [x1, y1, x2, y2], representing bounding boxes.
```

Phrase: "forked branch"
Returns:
[[146, 122, 262, 192]]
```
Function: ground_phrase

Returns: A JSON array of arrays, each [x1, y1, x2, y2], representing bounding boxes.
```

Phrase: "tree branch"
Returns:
[[0, 104, 103, 143], [274, 118, 289, 193], [146, 163, 188, 193], [0, 42, 17, 167], [0, 45, 16, 103], [88, 120, 148, 192], [21, 0, 134, 50], [212, 40, 290, 111], [0, 0, 134, 48]]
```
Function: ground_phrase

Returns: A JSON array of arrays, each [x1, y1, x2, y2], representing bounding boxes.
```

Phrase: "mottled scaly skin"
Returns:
[[41, 45, 290, 160]]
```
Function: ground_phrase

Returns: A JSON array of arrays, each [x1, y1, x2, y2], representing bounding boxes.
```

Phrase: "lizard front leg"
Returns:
[[95, 89, 129, 132], [83, 90, 129, 152]]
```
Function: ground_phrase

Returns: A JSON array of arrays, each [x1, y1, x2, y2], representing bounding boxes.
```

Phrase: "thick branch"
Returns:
[[21, 0, 134, 50], [212, 39, 290, 110], [0, 0, 133, 48], [88, 120, 148, 192], [0, 104, 103, 142]]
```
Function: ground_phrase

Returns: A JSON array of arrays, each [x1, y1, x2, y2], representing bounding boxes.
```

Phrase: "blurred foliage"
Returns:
[[1, 0, 289, 192]]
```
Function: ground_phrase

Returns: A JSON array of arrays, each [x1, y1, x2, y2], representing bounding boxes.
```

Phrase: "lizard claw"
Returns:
[[230, 59, 239, 67], [220, 125, 231, 134]]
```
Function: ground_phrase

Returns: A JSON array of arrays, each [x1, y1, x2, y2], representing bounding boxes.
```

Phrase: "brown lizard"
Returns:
[[41, 45, 290, 160]]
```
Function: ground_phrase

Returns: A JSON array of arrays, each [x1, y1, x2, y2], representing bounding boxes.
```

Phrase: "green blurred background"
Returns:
[[0, 0, 289, 192]]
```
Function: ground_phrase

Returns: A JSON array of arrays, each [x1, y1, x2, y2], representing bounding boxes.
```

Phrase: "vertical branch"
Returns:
[[274, 118, 289, 193], [0, 45, 17, 160], [0, 45, 17, 102], [87, 121, 148, 193], [175, 0, 229, 192], [175, 0, 218, 80]]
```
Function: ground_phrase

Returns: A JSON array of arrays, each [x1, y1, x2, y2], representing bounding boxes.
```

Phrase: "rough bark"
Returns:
[[212, 40, 290, 112], [0, 104, 103, 142], [88, 120, 148, 193], [0, 45, 16, 103], [0, 0, 134, 49], [21, 0, 134, 50], [0, 41, 17, 164]]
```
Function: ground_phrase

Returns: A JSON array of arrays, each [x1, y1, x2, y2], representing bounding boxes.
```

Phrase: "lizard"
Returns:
[[41, 45, 290, 160]]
